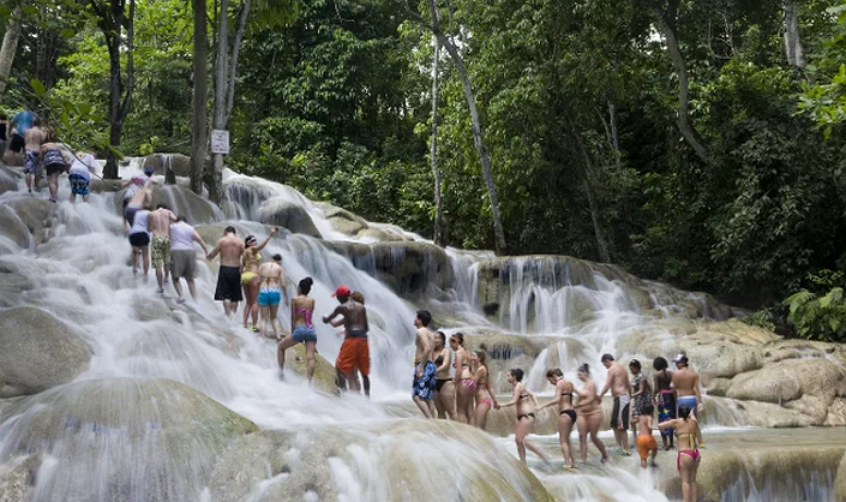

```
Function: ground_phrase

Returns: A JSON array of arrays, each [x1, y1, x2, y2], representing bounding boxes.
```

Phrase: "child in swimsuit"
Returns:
[[635, 403, 658, 469]]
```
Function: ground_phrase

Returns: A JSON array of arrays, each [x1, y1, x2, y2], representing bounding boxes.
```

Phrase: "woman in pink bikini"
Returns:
[[659, 405, 701, 502], [471, 350, 497, 430], [450, 333, 475, 424]]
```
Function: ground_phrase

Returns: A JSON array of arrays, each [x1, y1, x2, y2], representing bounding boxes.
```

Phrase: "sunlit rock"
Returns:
[[259, 199, 321, 238], [6, 198, 57, 246], [0, 306, 91, 397], [0, 203, 30, 250]]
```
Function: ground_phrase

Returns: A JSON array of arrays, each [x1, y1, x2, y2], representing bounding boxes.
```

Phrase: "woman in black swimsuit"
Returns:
[[538, 368, 577, 469], [499, 368, 548, 465], [432, 331, 456, 420]]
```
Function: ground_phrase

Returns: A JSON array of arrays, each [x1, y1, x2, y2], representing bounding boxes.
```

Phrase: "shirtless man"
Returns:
[[672, 354, 704, 419], [23, 118, 45, 194], [125, 182, 152, 228], [207, 226, 245, 316], [148, 204, 177, 293], [598, 353, 631, 454], [323, 286, 371, 397], [412, 310, 436, 419]]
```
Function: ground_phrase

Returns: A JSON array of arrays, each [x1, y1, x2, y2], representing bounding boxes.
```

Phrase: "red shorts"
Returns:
[[335, 337, 370, 376]]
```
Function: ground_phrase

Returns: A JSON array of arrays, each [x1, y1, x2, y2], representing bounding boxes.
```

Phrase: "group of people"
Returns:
[[1, 110, 98, 203]]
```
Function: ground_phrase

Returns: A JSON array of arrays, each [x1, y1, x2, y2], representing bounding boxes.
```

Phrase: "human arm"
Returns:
[[657, 418, 676, 431], [435, 349, 451, 374], [206, 241, 220, 260], [192, 231, 209, 255], [329, 318, 345, 328], [279, 268, 289, 306], [256, 227, 277, 251], [694, 374, 704, 414], [597, 372, 613, 403], [694, 418, 704, 447], [499, 384, 521, 408], [291, 301, 296, 333], [453, 350, 465, 386], [632, 376, 646, 398], [323, 305, 343, 324]]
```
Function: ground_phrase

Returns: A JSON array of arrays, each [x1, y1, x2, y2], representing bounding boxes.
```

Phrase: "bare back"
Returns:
[[148, 208, 176, 235], [608, 363, 629, 397], [655, 369, 673, 392], [24, 127, 44, 150], [327, 301, 368, 333], [128, 186, 151, 208], [672, 368, 698, 396], [213, 235, 245, 267], [291, 295, 315, 326], [259, 261, 283, 288], [637, 414, 654, 436], [556, 378, 575, 411], [414, 327, 434, 364]]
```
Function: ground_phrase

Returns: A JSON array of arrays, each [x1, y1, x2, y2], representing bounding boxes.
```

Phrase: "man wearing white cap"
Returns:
[[672, 354, 703, 418]]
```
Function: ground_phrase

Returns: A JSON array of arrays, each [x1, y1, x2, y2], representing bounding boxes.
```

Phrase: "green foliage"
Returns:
[[741, 309, 776, 332], [799, 4, 846, 137], [783, 287, 846, 342]]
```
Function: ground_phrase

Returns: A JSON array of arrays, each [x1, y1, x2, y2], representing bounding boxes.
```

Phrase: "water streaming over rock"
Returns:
[[0, 165, 840, 501]]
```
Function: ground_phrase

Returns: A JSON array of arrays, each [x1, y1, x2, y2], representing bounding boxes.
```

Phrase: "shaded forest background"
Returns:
[[3, 0, 846, 331]]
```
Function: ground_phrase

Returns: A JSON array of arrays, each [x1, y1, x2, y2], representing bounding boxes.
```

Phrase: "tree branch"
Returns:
[[119, 0, 135, 122]]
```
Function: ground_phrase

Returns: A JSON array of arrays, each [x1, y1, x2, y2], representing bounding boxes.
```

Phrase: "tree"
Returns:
[[430, 34, 444, 246], [90, 0, 135, 179], [405, 0, 507, 253], [0, 6, 23, 100], [190, 0, 207, 194]]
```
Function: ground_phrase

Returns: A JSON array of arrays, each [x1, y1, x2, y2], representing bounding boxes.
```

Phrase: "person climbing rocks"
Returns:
[[169, 216, 208, 303], [122, 166, 154, 218], [240, 229, 277, 332], [598, 353, 631, 455], [128, 201, 152, 282], [6, 109, 32, 166], [68, 149, 97, 203], [40, 139, 73, 203], [207, 226, 245, 317], [148, 204, 177, 294], [323, 285, 370, 397], [258, 253, 288, 339], [277, 276, 317, 384], [23, 117, 44, 194]]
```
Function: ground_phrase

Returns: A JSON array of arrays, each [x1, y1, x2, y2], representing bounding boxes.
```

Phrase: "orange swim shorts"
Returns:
[[637, 434, 658, 460], [335, 337, 370, 376]]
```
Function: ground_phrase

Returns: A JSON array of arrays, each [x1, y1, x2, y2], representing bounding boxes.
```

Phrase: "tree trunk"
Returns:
[[608, 99, 619, 152], [582, 178, 610, 263], [783, 1, 805, 68], [0, 8, 22, 101], [209, 0, 228, 204], [103, 0, 124, 180], [225, 0, 250, 125], [430, 34, 445, 246], [190, 0, 209, 195], [653, 2, 708, 164]]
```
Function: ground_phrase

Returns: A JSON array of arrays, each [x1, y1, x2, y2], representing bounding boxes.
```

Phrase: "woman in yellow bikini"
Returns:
[[241, 230, 276, 331]]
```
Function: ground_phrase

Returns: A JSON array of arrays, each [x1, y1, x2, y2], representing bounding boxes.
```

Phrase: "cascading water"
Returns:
[[0, 164, 841, 502]]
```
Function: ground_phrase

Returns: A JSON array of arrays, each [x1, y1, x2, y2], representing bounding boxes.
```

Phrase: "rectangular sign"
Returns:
[[211, 129, 230, 155]]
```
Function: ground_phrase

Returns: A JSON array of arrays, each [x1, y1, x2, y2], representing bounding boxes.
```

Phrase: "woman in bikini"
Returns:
[[659, 405, 702, 502], [277, 277, 317, 384], [653, 356, 675, 450], [537, 368, 577, 469], [450, 333, 475, 425], [433, 332, 456, 420], [574, 363, 609, 464], [471, 350, 497, 430], [499, 368, 548, 465], [241, 231, 275, 331]]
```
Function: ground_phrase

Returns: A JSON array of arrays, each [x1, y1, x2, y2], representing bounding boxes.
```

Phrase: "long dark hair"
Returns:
[[546, 368, 563, 378], [298, 277, 313, 295], [653, 357, 669, 371], [510, 368, 524, 382], [678, 405, 693, 420], [578, 363, 590, 375]]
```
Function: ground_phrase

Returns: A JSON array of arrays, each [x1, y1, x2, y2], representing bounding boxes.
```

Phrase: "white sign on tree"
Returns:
[[211, 130, 230, 155]]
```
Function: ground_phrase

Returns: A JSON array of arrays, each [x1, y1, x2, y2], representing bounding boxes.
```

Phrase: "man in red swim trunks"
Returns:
[[323, 285, 371, 398]]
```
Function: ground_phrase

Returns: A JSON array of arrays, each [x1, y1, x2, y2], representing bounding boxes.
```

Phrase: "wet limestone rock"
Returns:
[[316, 201, 368, 236], [287, 343, 340, 396], [0, 259, 34, 307], [0, 164, 20, 196], [836, 450, 846, 502], [210, 420, 557, 502], [0, 377, 258, 502], [0, 306, 91, 397], [370, 241, 453, 296], [0, 454, 40, 502], [143, 153, 191, 177], [6, 198, 58, 245], [259, 199, 321, 238], [152, 185, 221, 224], [0, 203, 30, 250]]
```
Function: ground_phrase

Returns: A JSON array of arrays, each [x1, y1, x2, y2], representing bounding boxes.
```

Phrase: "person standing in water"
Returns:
[[499, 368, 548, 466], [412, 310, 436, 418], [277, 277, 317, 384], [659, 405, 702, 502], [537, 368, 578, 469], [574, 364, 609, 464], [40, 140, 72, 203], [432, 331, 456, 420], [629, 359, 652, 452], [450, 333, 475, 424], [122, 166, 153, 217], [635, 402, 659, 469], [169, 216, 208, 303], [23, 118, 44, 194], [68, 150, 97, 203], [241, 230, 277, 332], [124, 182, 152, 229], [672, 354, 704, 419], [323, 286, 371, 397], [207, 226, 245, 317], [598, 353, 631, 455], [653, 356, 676, 450], [257, 253, 287, 339], [148, 204, 177, 294], [128, 202, 152, 282], [471, 350, 497, 430]]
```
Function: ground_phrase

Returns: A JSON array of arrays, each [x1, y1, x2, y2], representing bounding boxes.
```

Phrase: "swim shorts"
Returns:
[[677, 395, 698, 419], [258, 287, 281, 306], [129, 232, 150, 248], [44, 150, 65, 175], [611, 395, 631, 430], [24, 149, 41, 176], [637, 434, 658, 460], [9, 133, 24, 153], [412, 360, 436, 400], [292, 325, 317, 343], [214, 265, 243, 302], [336, 337, 370, 376], [151, 234, 170, 268], [69, 173, 89, 196]]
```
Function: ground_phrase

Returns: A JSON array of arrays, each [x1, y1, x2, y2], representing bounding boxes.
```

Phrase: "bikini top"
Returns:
[[296, 307, 314, 328], [675, 431, 697, 449], [246, 251, 262, 268]]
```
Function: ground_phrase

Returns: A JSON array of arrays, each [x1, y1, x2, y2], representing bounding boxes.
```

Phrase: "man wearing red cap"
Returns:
[[323, 285, 371, 397]]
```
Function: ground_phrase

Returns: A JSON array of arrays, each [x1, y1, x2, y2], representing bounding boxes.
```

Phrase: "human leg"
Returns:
[[305, 341, 316, 384], [441, 381, 457, 420], [141, 247, 150, 280], [474, 400, 491, 430], [589, 410, 608, 462], [276, 335, 297, 371], [577, 414, 589, 463], [186, 278, 196, 300], [259, 305, 270, 338], [559, 413, 576, 467], [270, 302, 282, 339], [173, 278, 184, 300]]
